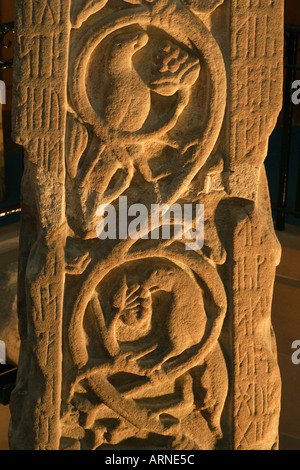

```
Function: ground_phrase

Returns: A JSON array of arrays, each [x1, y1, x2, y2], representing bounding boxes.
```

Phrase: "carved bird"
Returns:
[[103, 31, 151, 132]]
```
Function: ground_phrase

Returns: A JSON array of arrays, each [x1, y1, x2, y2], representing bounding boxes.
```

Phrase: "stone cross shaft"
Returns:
[[9, 0, 283, 450]]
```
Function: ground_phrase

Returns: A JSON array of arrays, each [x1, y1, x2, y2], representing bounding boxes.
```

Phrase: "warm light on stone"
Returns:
[[9, 0, 283, 450]]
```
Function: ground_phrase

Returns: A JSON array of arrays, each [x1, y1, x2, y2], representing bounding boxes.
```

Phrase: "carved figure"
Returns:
[[104, 31, 151, 131]]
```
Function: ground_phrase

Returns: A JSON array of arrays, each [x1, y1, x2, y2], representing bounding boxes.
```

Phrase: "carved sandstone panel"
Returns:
[[10, 0, 70, 450], [230, 171, 282, 450], [9, 0, 282, 450], [227, 0, 283, 450]]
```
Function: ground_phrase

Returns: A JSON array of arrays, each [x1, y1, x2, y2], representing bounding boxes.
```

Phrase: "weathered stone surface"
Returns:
[[0, 262, 19, 366], [9, 0, 283, 450]]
